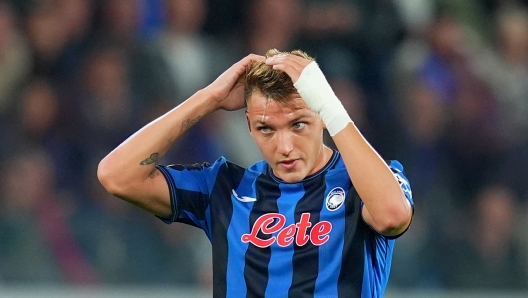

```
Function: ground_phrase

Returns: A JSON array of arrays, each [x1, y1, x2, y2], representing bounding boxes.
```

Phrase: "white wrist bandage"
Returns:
[[293, 61, 353, 136]]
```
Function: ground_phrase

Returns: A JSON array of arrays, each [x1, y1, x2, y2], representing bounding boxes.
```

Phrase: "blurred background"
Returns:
[[1, 0, 528, 297]]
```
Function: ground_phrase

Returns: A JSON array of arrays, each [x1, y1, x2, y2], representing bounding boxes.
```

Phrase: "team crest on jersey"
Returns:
[[326, 187, 345, 211]]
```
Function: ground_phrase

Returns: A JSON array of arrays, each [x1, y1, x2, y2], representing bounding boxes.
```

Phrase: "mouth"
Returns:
[[279, 159, 299, 170]]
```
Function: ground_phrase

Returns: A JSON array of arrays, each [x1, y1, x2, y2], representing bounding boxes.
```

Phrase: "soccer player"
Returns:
[[98, 49, 414, 297]]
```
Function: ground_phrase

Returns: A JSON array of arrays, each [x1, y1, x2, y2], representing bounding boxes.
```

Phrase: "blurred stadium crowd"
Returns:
[[1, 0, 528, 292]]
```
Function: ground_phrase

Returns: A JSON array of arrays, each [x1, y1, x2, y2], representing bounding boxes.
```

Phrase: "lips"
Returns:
[[279, 159, 298, 170]]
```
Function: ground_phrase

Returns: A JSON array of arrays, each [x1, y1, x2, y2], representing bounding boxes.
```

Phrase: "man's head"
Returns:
[[244, 49, 313, 104], [244, 49, 330, 183]]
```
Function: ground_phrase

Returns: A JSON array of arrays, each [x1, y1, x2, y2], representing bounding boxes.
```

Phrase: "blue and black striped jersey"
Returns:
[[156, 150, 413, 298]]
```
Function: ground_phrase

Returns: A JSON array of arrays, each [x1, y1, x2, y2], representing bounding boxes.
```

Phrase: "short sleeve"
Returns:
[[385, 160, 414, 239], [388, 160, 413, 206], [155, 157, 227, 229]]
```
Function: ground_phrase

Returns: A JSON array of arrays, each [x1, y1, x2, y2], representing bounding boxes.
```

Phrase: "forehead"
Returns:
[[247, 92, 315, 123]]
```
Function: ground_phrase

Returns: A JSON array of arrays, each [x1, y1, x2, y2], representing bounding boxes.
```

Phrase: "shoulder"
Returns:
[[325, 150, 347, 174], [247, 159, 268, 175], [387, 160, 405, 172], [387, 160, 413, 202], [160, 158, 268, 185], [163, 157, 230, 172], [387, 160, 409, 185], [157, 157, 250, 193]]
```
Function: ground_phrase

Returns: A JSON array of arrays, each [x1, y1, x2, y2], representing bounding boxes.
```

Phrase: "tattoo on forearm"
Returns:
[[180, 115, 203, 132], [140, 153, 159, 165], [167, 137, 174, 146]]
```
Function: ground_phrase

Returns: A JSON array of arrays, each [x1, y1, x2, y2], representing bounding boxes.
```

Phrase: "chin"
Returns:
[[277, 172, 306, 183]]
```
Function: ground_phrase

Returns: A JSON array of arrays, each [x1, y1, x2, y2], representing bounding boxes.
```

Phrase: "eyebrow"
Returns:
[[253, 115, 311, 127], [290, 115, 310, 123], [254, 120, 270, 126]]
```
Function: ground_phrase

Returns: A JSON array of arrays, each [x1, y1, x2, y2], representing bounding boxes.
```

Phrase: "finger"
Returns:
[[269, 61, 301, 73], [248, 54, 266, 60], [269, 63, 302, 83], [266, 55, 307, 71], [240, 54, 265, 66], [230, 54, 265, 77], [268, 53, 307, 68], [278, 54, 312, 67], [265, 54, 310, 68], [271, 63, 300, 74]]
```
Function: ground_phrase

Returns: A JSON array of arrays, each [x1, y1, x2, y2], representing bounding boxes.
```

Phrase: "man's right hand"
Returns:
[[204, 54, 264, 111]]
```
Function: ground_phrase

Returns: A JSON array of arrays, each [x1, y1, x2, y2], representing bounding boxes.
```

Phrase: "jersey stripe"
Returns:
[[361, 234, 395, 298], [265, 183, 305, 298], [243, 175, 281, 298], [226, 170, 259, 297], [210, 162, 243, 298], [314, 170, 350, 297], [337, 189, 364, 297], [288, 173, 327, 297]]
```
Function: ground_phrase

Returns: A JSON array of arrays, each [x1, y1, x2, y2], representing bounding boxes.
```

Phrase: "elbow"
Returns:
[[376, 200, 413, 236], [97, 157, 125, 197]]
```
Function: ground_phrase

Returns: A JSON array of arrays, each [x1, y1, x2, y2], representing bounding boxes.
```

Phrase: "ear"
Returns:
[[245, 110, 252, 133]]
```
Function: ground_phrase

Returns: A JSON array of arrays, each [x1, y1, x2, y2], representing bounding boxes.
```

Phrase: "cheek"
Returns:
[[301, 130, 323, 155], [253, 135, 274, 155]]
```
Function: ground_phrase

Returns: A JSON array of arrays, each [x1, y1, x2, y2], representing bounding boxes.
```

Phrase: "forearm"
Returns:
[[98, 89, 216, 188], [284, 59, 411, 235], [332, 123, 411, 235]]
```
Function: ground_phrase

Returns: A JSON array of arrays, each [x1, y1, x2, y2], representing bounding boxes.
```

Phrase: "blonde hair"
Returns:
[[244, 49, 314, 104]]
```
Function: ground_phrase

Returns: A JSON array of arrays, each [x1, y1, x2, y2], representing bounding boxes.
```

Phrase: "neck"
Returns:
[[312, 146, 333, 174]]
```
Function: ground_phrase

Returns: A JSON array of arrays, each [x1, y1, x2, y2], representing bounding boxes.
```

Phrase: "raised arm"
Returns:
[[266, 54, 412, 236], [97, 54, 264, 218]]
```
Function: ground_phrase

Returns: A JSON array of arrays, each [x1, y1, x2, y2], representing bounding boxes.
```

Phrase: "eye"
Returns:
[[293, 122, 306, 130], [257, 126, 272, 133]]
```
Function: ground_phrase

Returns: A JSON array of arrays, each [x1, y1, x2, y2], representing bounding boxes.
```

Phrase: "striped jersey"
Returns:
[[156, 150, 413, 298]]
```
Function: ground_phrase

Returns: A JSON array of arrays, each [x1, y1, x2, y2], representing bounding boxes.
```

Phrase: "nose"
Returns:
[[276, 130, 294, 156]]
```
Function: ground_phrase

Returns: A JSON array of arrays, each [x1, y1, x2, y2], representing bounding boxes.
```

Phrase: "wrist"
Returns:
[[194, 89, 221, 114], [294, 62, 352, 136]]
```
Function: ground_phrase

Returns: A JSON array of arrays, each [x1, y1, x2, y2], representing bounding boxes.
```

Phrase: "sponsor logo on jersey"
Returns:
[[326, 187, 345, 211], [232, 189, 257, 203], [241, 213, 332, 248]]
